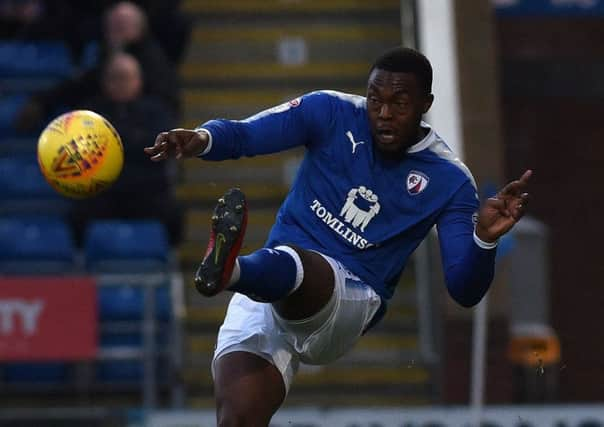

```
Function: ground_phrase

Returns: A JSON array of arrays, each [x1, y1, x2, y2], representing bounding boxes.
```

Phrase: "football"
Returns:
[[37, 110, 124, 199]]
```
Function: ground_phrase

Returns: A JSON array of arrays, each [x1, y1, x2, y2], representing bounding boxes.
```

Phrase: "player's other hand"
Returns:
[[144, 128, 208, 161], [475, 170, 532, 243]]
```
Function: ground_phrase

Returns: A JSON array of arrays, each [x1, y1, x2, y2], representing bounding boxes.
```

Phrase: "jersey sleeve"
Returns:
[[195, 91, 334, 161], [436, 180, 497, 307]]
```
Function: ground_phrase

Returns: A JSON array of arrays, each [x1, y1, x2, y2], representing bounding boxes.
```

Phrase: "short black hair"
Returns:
[[370, 47, 433, 94]]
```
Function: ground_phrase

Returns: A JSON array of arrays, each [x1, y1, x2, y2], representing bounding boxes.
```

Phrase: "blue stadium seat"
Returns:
[[3, 362, 69, 384], [79, 41, 100, 71], [0, 94, 28, 135], [0, 41, 73, 78], [84, 220, 170, 273], [98, 284, 171, 321], [0, 156, 71, 215], [96, 332, 169, 383], [0, 136, 38, 156], [97, 332, 143, 382], [85, 220, 172, 384], [97, 359, 143, 383], [0, 216, 75, 273], [0, 156, 55, 198]]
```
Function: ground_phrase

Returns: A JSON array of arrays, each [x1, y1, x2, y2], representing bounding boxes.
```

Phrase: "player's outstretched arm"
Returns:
[[437, 170, 532, 307], [144, 128, 208, 161], [475, 170, 532, 242]]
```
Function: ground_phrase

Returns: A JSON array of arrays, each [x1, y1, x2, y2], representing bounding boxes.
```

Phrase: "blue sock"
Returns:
[[228, 246, 303, 302]]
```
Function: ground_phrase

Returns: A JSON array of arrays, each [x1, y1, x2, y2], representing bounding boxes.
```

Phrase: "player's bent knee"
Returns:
[[280, 244, 334, 290], [271, 244, 336, 320], [276, 244, 330, 285]]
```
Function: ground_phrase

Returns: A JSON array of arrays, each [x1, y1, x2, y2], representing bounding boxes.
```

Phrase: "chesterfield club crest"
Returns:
[[406, 171, 429, 195]]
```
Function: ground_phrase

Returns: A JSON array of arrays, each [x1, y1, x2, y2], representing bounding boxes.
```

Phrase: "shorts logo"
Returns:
[[407, 171, 429, 195], [340, 186, 380, 232]]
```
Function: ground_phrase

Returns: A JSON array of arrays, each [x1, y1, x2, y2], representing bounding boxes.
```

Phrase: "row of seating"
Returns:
[[0, 41, 81, 155], [0, 217, 169, 270], [0, 155, 59, 197], [0, 217, 177, 385], [0, 41, 74, 79], [0, 216, 173, 317], [0, 40, 99, 93], [0, 39, 176, 392]]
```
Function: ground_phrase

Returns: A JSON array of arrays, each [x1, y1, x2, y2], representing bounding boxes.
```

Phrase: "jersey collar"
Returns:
[[406, 122, 435, 154]]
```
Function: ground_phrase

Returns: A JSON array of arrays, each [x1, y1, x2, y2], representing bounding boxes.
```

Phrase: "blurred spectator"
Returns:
[[16, 1, 181, 130], [0, 0, 102, 64], [69, 52, 182, 246], [0, 0, 49, 39], [0, 0, 191, 63], [133, 0, 192, 65]]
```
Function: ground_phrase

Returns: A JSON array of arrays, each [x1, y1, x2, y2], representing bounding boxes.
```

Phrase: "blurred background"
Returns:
[[0, 0, 603, 426]]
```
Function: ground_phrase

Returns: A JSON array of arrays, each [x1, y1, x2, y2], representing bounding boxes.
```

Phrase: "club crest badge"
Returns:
[[288, 97, 301, 107], [407, 171, 429, 195]]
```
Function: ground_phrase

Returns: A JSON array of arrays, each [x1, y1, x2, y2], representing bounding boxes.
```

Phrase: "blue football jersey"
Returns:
[[198, 91, 496, 305]]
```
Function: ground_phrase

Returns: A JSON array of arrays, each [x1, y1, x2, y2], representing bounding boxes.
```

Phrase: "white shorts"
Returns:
[[212, 253, 382, 393]]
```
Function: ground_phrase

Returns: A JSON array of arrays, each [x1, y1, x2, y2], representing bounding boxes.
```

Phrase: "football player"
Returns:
[[145, 47, 530, 426]]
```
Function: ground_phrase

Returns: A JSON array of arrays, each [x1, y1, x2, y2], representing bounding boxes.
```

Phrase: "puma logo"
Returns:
[[346, 131, 365, 154]]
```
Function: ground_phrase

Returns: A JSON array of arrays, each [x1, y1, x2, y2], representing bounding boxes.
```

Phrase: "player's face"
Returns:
[[366, 69, 433, 157]]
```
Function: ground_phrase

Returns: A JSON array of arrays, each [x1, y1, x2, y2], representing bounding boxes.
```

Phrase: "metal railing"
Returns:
[[96, 272, 186, 410], [0, 271, 186, 412]]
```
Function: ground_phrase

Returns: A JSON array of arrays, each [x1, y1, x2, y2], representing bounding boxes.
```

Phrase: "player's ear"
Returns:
[[422, 93, 434, 114]]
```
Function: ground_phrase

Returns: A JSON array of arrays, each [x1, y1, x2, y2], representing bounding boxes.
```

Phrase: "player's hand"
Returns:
[[475, 170, 532, 243], [144, 128, 208, 161]]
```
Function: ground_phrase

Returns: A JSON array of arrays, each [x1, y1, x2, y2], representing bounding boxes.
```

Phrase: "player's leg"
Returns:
[[213, 351, 285, 427], [212, 292, 298, 426], [271, 245, 334, 320], [195, 188, 335, 320]]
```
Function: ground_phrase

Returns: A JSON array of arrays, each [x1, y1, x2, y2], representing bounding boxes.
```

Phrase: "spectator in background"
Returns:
[[132, 0, 192, 65], [17, 1, 181, 130], [0, 0, 48, 39], [102, 1, 180, 110], [69, 52, 182, 245], [1, 0, 191, 65], [0, 0, 96, 57]]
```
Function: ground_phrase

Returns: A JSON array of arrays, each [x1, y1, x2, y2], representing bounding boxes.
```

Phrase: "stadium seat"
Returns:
[[0, 94, 45, 147], [0, 156, 55, 198], [0, 136, 38, 156], [97, 359, 143, 383], [98, 284, 171, 321], [0, 94, 28, 135], [84, 220, 170, 273], [96, 331, 170, 383], [0, 41, 73, 78], [96, 358, 172, 384], [86, 220, 173, 386], [3, 362, 69, 384], [0, 156, 72, 215], [0, 216, 75, 273], [97, 332, 143, 382], [79, 41, 100, 71]]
